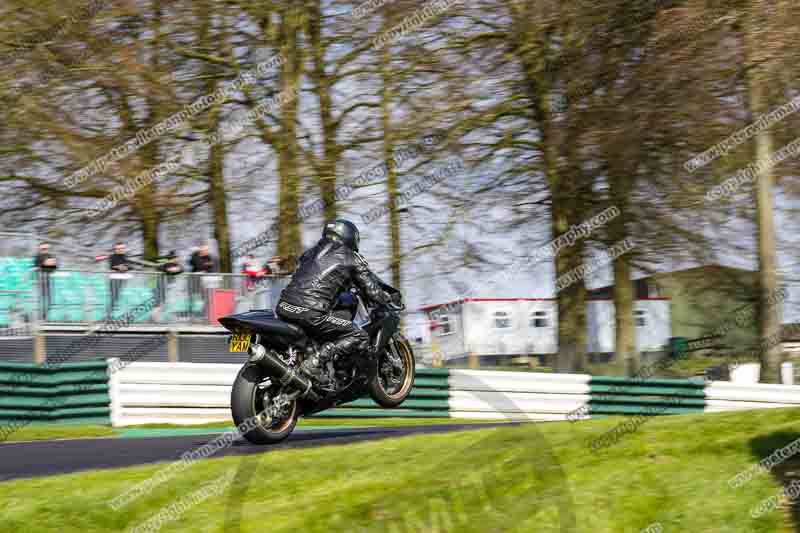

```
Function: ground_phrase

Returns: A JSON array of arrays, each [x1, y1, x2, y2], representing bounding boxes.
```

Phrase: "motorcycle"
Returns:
[[219, 282, 415, 445]]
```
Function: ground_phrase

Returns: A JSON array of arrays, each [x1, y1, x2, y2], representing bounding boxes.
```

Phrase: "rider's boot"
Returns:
[[300, 343, 336, 385]]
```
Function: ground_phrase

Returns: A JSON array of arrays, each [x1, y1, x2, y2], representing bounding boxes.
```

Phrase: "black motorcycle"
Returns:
[[219, 283, 415, 445]]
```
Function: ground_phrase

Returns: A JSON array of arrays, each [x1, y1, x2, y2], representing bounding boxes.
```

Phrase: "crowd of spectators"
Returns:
[[30, 240, 292, 320]]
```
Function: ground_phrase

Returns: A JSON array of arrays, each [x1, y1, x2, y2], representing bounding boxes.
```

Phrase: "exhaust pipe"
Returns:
[[248, 344, 319, 401]]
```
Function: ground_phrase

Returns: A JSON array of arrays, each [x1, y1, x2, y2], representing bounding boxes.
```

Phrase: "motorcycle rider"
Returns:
[[276, 219, 393, 382]]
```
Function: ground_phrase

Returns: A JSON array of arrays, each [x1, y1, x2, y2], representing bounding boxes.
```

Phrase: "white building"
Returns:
[[420, 296, 671, 365]]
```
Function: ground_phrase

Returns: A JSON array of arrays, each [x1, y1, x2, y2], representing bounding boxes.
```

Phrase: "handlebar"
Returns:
[[386, 289, 404, 311], [386, 301, 405, 312]]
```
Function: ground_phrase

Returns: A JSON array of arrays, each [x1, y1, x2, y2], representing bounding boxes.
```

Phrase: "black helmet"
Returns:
[[322, 219, 360, 252]]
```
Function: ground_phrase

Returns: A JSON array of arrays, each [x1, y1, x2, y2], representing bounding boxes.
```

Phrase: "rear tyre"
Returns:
[[231, 364, 298, 445], [367, 335, 416, 408]]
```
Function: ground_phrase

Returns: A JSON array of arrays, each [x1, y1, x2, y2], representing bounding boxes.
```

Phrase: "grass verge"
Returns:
[[122, 417, 488, 430], [1, 408, 797, 532], [2, 425, 116, 443], [1, 418, 493, 443]]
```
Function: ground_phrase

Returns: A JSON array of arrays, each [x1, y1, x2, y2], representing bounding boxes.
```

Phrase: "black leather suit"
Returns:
[[276, 237, 390, 361]]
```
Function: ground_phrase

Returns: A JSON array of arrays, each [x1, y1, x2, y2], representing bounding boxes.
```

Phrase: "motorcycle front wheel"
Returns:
[[231, 364, 298, 445], [367, 335, 416, 408]]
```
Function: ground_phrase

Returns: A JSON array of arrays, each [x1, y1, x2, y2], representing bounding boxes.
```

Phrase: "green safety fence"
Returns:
[[310, 368, 451, 418], [0, 360, 111, 426], [588, 376, 707, 416]]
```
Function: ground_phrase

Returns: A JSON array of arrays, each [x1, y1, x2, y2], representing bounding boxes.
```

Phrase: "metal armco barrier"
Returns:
[[109, 362, 450, 426], [704, 381, 800, 412], [588, 376, 707, 416], [38, 361, 799, 427], [447, 370, 592, 421], [109, 361, 239, 426], [0, 360, 111, 426], [312, 368, 450, 419]]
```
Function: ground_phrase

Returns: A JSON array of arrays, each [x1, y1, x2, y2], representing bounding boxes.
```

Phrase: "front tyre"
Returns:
[[231, 364, 298, 445], [368, 335, 416, 408]]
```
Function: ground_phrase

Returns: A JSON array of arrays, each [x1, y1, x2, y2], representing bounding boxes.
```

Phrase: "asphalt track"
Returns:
[[0, 423, 515, 482]]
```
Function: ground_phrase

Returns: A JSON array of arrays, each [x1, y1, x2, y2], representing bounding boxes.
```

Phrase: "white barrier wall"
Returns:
[[447, 370, 591, 421], [110, 360, 239, 426], [704, 381, 800, 413], [108, 361, 800, 426]]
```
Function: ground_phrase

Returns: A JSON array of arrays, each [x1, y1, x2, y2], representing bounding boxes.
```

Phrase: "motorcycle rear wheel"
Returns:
[[231, 364, 298, 445], [367, 335, 416, 408]]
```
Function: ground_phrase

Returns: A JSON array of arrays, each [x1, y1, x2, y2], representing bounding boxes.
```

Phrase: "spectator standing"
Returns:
[[156, 250, 183, 310], [34, 242, 57, 320], [158, 250, 184, 276], [188, 246, 199, 273], [108, 242, 132, 314], [241, 255, 270, 291], [190, 244, 217, 273], [188, 244, 217, 318], [266, 256, 279, 275], [268, 255, 293, 275]]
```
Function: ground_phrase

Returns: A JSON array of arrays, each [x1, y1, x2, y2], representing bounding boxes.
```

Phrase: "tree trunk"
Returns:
[[381, 7, 401, 288], [540, 99, 587, 373], [276, 4, 304, 267], [308, 0, 338, 222], [608, 183, 637, 375], [551, 188, 586, 373], [138, 0, 164, 262], [208, 114, 231, 272], [509, 0, 588, 373], [198, 0, 232, 273], [613, 251, 637, 375], [745, 0, 782, 383]]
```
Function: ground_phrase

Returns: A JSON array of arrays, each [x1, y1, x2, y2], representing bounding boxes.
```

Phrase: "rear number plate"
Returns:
[[229, 333, 251, 353]]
